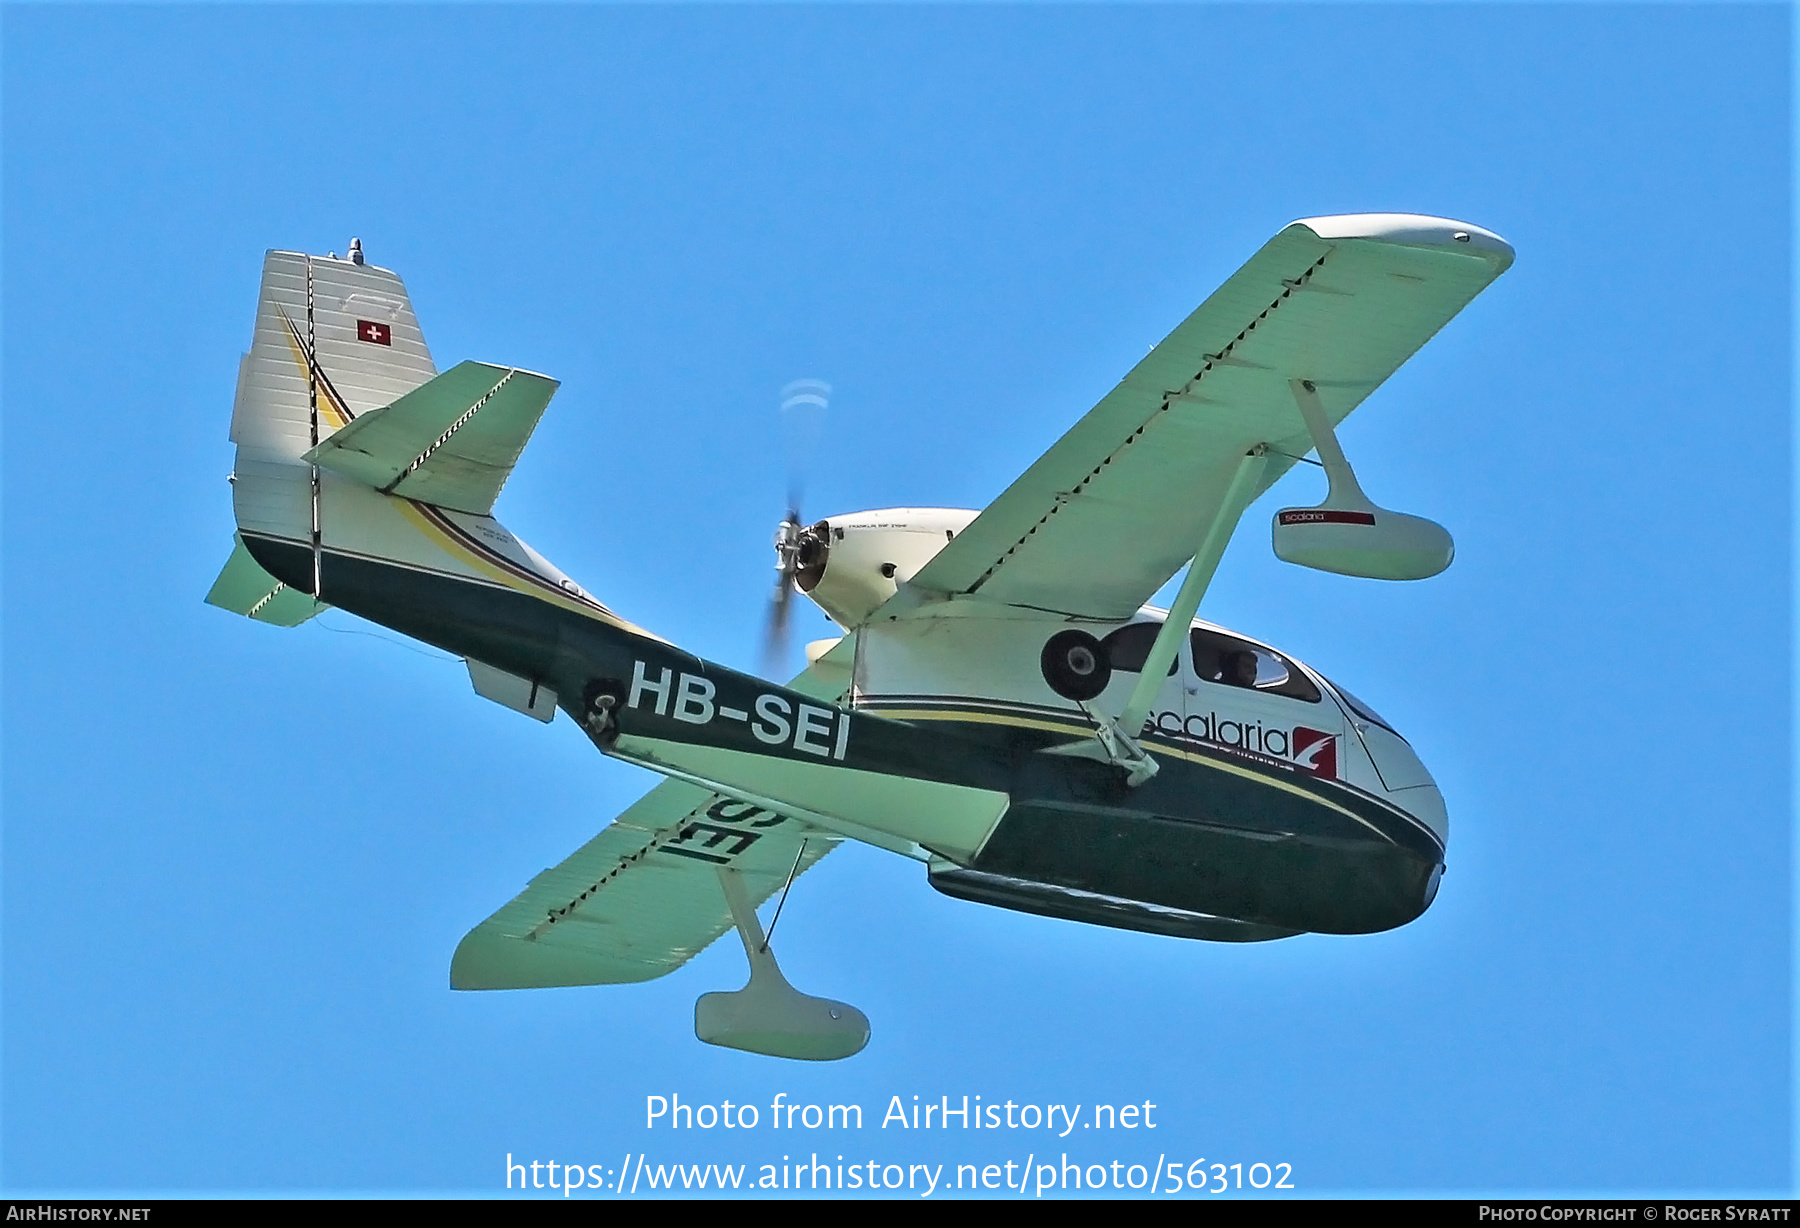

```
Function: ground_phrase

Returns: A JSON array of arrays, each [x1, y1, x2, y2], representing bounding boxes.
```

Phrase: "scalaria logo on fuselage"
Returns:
[[1144, 710, 1339, 780]]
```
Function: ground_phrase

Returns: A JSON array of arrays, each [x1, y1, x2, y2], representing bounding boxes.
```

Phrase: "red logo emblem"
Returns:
[[1291, 727, 1338, 779], [356, 320, 392, 346]]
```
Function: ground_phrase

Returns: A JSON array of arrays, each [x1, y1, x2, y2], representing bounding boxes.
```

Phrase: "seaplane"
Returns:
[[206, 216, 1513, 1060]]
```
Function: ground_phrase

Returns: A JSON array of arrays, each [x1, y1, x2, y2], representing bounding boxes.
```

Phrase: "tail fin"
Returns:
[[229, 248, 438, 548], [231, 248, 437, 457], [211, 245, 609, 637]]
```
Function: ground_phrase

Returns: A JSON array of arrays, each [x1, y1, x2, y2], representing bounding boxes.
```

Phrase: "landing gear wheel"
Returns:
[[1040, 630, 1111, 701], [581, 678, 626, 744]]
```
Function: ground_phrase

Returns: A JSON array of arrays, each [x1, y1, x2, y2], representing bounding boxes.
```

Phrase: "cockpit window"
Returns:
[[1101, 622, 1177, 676], [1328, 680, 1401, 737], [1190, 629, 1320, 702]]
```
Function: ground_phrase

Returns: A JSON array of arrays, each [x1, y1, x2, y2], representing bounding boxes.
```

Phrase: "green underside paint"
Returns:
[[204, 534, 326, 626], [242, 533, 1442, 937]]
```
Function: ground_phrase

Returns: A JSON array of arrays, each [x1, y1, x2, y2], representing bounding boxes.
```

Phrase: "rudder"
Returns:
[[229, 245, 438, 551]]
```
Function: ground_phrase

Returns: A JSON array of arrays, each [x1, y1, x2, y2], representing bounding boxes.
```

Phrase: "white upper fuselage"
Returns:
[[801, 508, 1447, 847]]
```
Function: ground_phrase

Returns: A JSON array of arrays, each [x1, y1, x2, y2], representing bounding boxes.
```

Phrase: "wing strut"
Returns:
[[1288, 378, 1365, 502], [761, 838, 808, 951], [1115, 447, 1270, 740], [1053, 447, 1269, 787]]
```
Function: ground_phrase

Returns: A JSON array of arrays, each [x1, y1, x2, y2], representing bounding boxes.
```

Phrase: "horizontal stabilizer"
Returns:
[[204, 534, 327, 626], [303, 360, 558, 515]]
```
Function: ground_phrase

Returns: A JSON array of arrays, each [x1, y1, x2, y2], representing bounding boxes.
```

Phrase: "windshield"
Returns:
[[1327, 680, 1403, 740]]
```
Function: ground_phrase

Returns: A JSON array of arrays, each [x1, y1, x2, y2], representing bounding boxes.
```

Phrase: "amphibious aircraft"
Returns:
[[207, 217, 1513, 1060]]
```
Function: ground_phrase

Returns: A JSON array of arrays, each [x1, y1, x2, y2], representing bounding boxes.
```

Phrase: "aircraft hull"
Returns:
[[947, 798, 1439, 937], [244, 531, 1443, 941]]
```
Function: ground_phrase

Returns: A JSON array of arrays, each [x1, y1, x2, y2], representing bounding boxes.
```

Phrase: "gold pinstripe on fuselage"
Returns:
[[859, 698, 1414, 844]]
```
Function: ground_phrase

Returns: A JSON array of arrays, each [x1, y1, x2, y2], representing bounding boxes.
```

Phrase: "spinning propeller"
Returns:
[[762, 380, 832, 674]]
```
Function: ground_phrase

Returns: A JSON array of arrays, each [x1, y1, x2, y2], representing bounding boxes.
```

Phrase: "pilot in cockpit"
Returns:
[[1221, 649, 1260, 689]]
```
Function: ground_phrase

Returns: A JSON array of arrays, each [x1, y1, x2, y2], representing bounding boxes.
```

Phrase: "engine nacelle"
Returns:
[[790, 507, 979, 628]]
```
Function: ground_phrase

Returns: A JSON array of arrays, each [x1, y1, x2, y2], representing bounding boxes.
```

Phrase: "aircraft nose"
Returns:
[[1352, 721, 1448, 844], [1421, 861, 1445, 910], [1343, 723, 1448, 848], [1393, 780, 1448, 847], [1357, 720, 1435, 792]]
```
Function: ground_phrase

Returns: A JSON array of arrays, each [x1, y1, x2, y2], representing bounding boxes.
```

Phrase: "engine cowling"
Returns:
[[787, 508, 979, 628]]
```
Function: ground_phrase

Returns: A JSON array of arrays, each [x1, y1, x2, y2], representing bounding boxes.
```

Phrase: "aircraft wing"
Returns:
[[907, 214, 1514, 620], [450, 643, 852, 989]]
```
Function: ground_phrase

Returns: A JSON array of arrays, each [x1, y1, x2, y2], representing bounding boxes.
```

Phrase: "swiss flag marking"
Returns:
[[356, 319, 392, 346]]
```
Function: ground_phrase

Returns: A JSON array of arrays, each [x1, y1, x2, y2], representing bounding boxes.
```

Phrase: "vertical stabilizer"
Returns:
[[212, 245, 625, 645], [230, 249, 438, 550]]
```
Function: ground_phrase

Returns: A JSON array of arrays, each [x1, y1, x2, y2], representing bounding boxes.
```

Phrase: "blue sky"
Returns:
[[2, 3, 1790, 1197]]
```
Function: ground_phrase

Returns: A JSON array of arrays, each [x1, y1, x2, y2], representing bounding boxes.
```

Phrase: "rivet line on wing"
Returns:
[[964, 253, 1330, 595], [529, 815, 702, 938]]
